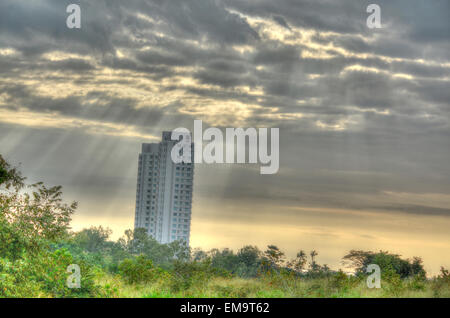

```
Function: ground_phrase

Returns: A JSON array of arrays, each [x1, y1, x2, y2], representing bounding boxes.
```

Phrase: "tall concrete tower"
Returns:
[[134, 131, 194, 245]]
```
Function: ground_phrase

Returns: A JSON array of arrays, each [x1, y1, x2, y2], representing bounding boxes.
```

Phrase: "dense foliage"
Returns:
[[343, 250, 427, 278]]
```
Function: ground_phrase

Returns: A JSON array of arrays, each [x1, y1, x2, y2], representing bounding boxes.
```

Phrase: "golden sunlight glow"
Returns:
[[0, 48, 18, 56], [0, 107, 159, 140]]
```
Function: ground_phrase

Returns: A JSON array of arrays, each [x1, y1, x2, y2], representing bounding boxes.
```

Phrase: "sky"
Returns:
[[0, 0, 449, 275]]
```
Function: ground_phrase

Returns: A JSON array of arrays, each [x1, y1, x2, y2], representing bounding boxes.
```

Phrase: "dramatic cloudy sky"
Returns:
[[1, 0, 449, 274]]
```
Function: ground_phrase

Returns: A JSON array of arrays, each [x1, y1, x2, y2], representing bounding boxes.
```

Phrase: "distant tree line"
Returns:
[[62, 224, 428, 281]]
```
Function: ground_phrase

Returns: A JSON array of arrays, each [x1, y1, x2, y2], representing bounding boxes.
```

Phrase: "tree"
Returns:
[[209, 249, 232, 268], [167, 239, 190, 262], [117, 228, 189, 268], [264, 245, 285, 270], [288, 250, 308, 272], [3, 182, 77, 242], [342, 250, 426, 278], [309, 250, 319, 271], [233, 245, 262, 277], [1, 155, 76, 257], [0, 155, 24, 190], [192, 248, 208, 261], [73, 226, 112, 253], [310, 250, 318, 262], [237, 246, 261, 268]]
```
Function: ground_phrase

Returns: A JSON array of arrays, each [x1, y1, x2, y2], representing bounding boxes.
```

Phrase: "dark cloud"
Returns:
[[223, 0, 368, 34], [0, 0, 449, 237], [373, 204, 450, 217], [272, 15, 291, 30]]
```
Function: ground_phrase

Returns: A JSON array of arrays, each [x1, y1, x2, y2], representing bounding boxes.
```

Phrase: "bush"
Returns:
[[382, 267, 405, 297], [0, 248, 106, 298], [431, 267, 450, 298], [0, 257, 42, 297], [259, 268, 297, 291], [330, 270, 361, 292], [406, 275, 426, 291], [169, 259, 230, 292], [119, 255, 165, 284]]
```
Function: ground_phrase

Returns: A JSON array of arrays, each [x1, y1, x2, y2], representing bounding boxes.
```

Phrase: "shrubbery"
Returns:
[[169, 259, 230, 292], [0, 155, 108, 298], [0, 248, 106, 297], [431, 267, 450, 297], [119, 255, 169, 285]]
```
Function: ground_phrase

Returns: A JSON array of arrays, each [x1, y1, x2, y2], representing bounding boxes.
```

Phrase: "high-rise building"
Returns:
[[134, 131, 194, 245]]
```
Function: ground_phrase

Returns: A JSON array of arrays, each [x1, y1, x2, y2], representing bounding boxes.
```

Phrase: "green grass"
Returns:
[[94, 272, 450, 298]]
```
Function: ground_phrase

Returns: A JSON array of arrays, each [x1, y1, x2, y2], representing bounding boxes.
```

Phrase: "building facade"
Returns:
[[134, 131, 194, 245]]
